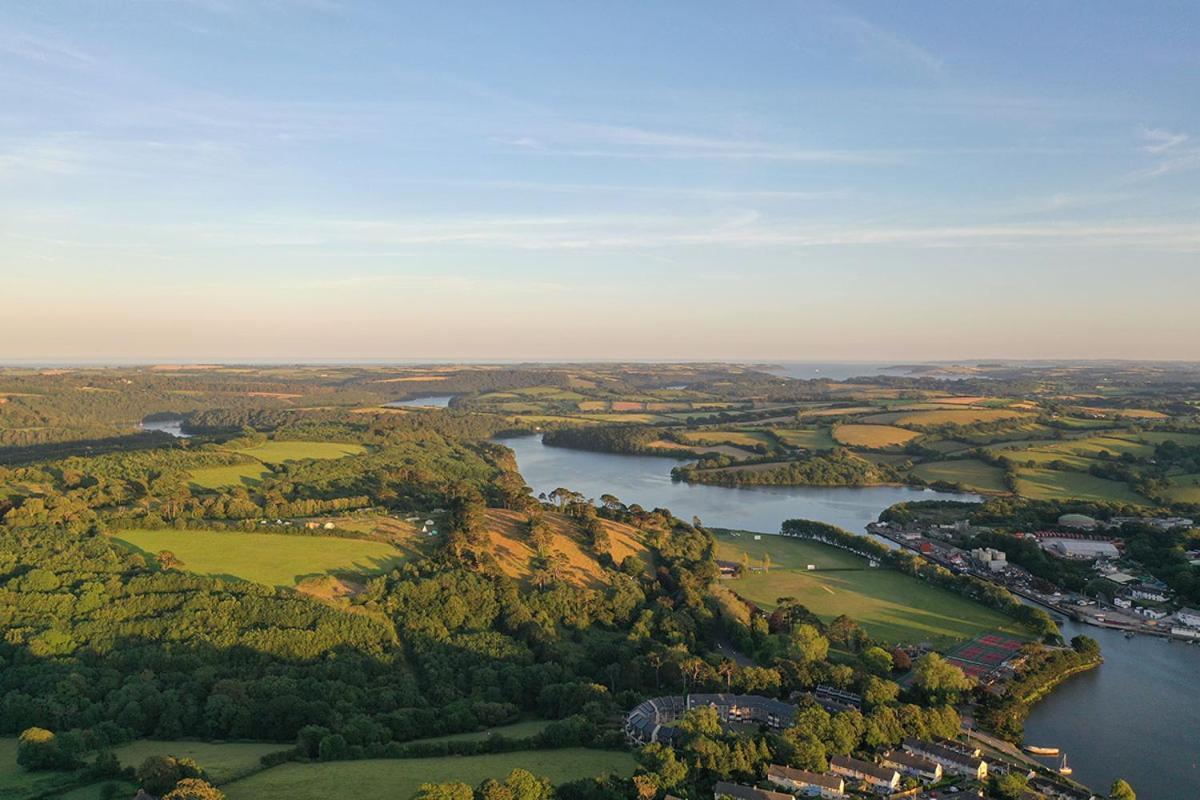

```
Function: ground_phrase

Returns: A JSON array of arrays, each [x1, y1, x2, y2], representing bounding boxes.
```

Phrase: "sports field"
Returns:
[[908, 459, 1008, 493], [833, 424, 920, 448], [111, 529, 408, 588], [222, 749, 637, 800], [714, 532, 1025, 647]]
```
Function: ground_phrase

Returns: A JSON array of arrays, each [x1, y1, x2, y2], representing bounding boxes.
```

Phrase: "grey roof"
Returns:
[[713, 782, 794, 800], [768, 764, 843, 790], [882, 749, 939, 772], [829, 755, 898, 783], [902, 739, 985, 769]]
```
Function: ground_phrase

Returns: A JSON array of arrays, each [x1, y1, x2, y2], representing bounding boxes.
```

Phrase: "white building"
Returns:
[[1175, 608, 1200, 628], [1041, 538, 1120, 560]]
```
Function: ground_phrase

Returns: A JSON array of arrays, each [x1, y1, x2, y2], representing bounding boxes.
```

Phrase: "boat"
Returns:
[[1124, 631, 1135, 639], [1023, 745, 1060, 756], [1059, 754, 1073, 776]]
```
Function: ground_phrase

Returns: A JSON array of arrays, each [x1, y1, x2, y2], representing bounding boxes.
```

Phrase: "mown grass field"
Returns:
[[773, 428, 837, 449], [222, 749, 638, 800], [1013, 468, 1146, 504], [231, 440, 366, 463], [714, 533, 1025, 647], [111, 529, 408, 588], [188, 462, 273, 489], [908, 459, 1008, 493], [833, 423, 920, 448], [679, 430, 774, 449], [112, 740, 288, 783]]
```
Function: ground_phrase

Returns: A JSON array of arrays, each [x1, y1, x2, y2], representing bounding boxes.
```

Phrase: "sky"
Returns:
[[1, 0, 1198, 362]]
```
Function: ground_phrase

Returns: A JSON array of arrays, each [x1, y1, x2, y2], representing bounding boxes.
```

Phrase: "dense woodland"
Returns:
[[0, 363, 1167, 799]]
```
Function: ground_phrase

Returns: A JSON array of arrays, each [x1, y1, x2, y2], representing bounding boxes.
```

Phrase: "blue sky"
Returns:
[[2, 1, 1198, 361]]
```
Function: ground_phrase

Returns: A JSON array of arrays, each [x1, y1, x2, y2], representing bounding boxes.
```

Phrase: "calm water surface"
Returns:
[[384, 395, 456, 408], [505, 434, 1200, 799], [503, 434, 979, 547], [140, 418, 190, 438]]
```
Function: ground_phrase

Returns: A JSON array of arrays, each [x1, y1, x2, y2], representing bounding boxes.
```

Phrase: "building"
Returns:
[[1041, 538, 1120, 560], [1127, 583, 1171, 603], [1057, 513, 1098, 530], [767, 765, 845, 799], [881, 749, 943, 782], [1104, 571, 1138, 587], [902, 739, 988, 780], [1176, 608, 1200, 628], [970, 547, 1007, 572], [626, 694, 796, 745], [828, 755, 900, 794], [713, 782, 794, 800]]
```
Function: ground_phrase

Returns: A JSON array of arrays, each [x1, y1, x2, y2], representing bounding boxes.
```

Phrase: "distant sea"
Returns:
[[759, 362, 909, 381]]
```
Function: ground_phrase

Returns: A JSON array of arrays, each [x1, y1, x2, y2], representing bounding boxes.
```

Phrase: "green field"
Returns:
[[223, 749, 637, 800], [0, 738, 74, 800], [774, 428, 837, 449], [1013, 467, 1146, 504], [908, 459, 1009, 493], [112, 740, 288, 783], [112, 529, 408, 588], [232, 440, 366, 463], [893, 408, 1029, 427], [833, 423, 920, 448], [678, 430, 774, 448], [413, 720, 551, 745], [188, 462, 274, 489], [1163, 473, 1200, 503], [715, 533, 1025, 647]]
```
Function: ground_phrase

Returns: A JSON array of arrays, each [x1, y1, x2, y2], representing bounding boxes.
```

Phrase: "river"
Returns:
[[503, 434, 1200, 799], [384, 395, 456, 408]]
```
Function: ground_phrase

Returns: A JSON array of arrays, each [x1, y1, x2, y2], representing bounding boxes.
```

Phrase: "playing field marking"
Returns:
[[820, 585, 835, 595]]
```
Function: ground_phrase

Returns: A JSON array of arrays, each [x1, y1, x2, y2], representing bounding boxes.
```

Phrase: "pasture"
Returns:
[[833, 424, 921, 449], [774, 427, 837, 450], [415, 720, 551, 745], [231, 440, 366, 463], [111, 529, 408, 588], [892, 408, 1029, 427], [1013, 468, 1146, 504], [112, 740, 288, 783], [679, 429, 774, 449], [1163, 474, 1200, 504], [188, 462, 273, 489], [714, 532, 1025, 647], [908, 459, 1008, 493], [222, 749, 638, 800]]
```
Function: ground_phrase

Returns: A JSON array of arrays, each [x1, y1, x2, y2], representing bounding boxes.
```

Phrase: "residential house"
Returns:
[[713, 782, 794, 800], [902, 739, 988, 780], [767, 764, 845, 799], [828, 755, 900, 795], [881, 749, 943, 782]]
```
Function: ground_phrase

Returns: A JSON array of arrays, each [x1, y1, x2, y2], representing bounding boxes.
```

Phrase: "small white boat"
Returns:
[[1059, 754, 1073, 776]]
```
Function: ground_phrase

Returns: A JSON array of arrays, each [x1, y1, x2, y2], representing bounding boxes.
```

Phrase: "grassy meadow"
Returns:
[[1013, 467, 1148, 504], [231, 440, 366, 463], [908, 459, 1008, 493], [714, 532, 1025, 647], [111, 529, 408, 588], [111, 740, 288, 783], [832, 423, 921, 448], [222, 749, 637, 800]]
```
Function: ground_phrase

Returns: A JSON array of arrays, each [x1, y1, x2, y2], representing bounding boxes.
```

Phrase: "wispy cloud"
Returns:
[[834, 14, 943, 75], [0, 31, 95, 67], [1134, 126, 1200, 178]]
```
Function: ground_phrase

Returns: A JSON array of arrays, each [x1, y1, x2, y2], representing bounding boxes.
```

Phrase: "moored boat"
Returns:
[[1023, 745, 1060, 756]]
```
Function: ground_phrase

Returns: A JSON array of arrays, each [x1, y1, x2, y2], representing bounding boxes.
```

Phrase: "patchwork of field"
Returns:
[[714, 532, 1025, 647], [833, 424, 921, 449], [222, 749, 638, 800], [111, 529, 409, 588], [1013, 468, 1147, 504], [908, 459, 1008, 493], [891, 408, 1030, 427]]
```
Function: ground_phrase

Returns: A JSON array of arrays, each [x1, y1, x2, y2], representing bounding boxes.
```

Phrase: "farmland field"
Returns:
[[413, 719, 551, 745], [111, 529, 408, 588], [222, 749, 638, 800], [678, 430, 775, 448], [1013, 468, 1146, 504], [112, 740, 288, 783], [1163, 474, 1200, 504], [188, 461, 273, 489], [231, 440, 366, 463], [908, 459, 1008, 493], [774, 428, 837, 449], [832, 423, 920, 448], [713, 533, 1024, 647], [892, 408, 1029, 427]]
